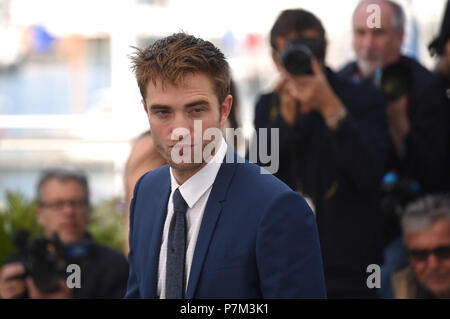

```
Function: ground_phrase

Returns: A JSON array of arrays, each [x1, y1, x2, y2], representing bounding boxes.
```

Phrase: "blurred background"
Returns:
[[0, 0, 446, 251]]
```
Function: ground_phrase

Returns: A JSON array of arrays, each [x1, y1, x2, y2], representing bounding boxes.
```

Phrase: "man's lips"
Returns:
[[169, 143, 198, 149], [60, 222, 78, 230]]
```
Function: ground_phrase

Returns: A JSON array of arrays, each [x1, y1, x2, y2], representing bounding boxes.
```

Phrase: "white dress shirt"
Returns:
[[157, 137, 228, 299]]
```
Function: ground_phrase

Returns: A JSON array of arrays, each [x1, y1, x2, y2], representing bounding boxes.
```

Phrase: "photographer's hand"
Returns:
[[0, 263, 27, 299], [26, 277, 72, 299], [274, 78, 300, 127], [284, 58, 347, 130], [387, 95, 410, 157]]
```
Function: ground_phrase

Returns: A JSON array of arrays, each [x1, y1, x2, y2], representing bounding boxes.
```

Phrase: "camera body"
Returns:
[[280, 37, 326, 76], [12, 230, 67, 294], [380, 60, 413, 101]]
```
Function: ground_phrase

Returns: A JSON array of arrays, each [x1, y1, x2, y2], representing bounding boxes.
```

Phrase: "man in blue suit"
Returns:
[[124, 32, 326, 299]]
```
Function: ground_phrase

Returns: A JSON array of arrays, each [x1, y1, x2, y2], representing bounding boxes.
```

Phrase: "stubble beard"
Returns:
[[357, 50, 383, 79]]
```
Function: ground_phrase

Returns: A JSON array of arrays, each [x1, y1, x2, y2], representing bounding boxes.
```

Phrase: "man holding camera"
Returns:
[[339, 0, 450, 298], [253, 9, 388, 298], [340, 0, 449, 194], [0, 168, 129, 299]]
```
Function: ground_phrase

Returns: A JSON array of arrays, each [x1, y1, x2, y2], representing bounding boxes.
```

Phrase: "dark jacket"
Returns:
[[438, 73, 450, 191], [391, 266, 436, 299], [69, 242, 129, 299], [339, 56, 450, 244], [125, 147, 326, 299], [252, 68, 388, 298], [339, 56, 450, 194]]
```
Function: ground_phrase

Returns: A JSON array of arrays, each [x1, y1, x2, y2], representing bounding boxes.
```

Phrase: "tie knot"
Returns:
[[173, 188, 188, 213]]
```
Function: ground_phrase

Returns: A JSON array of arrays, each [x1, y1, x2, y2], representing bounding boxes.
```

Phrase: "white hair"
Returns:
[[402, 194, 450, 234]]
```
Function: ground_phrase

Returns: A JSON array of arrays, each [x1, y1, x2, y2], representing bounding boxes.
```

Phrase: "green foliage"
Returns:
[[88, 198, 126, 254], [0, 192, 126, 268], [0, 192, 43, 267]]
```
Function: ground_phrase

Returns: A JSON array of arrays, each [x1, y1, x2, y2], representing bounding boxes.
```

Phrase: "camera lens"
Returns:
[[280, 37, 325, 76], [281, 43, 313, 76]]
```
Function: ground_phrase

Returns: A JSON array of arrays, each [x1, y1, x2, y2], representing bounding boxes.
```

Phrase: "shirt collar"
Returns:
[[170, 137, 228, 208]]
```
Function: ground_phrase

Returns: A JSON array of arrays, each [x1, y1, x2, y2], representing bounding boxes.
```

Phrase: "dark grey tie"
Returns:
[[165, 188, 188, 299]]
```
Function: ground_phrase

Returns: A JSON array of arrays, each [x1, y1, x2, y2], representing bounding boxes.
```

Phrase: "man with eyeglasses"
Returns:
[[0, 168, 129, 299], [391, 194, 450, 299]]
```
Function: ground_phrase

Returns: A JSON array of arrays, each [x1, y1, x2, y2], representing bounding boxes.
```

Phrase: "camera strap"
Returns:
[[64, 238, 93, 259]]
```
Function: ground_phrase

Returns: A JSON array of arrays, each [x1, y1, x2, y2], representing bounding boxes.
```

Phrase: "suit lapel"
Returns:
[[185, 146, 238, 298], [145, 166, 171, 298]]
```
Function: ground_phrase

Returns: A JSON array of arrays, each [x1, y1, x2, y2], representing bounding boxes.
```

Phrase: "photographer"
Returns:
[[0, 168, 129, 299], [340, 0, 449, 194], [253, 9, 388, 298], [339, 0, 450, 298]]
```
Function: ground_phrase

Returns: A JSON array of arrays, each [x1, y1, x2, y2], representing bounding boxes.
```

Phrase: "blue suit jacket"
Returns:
[[125, 147, 326, 298]]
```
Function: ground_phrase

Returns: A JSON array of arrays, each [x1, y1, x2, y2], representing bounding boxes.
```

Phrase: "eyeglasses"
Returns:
[[39, 199, 87, 210], [408, 246, 450, 262]]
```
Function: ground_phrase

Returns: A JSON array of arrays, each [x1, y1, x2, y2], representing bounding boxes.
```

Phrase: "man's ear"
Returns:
[[220, 94, 233, 126], [397, 29, 405, 49], [445, 39, 450, 56], [272, 51, 284, 73], [142, 99, 148, 114], [84, 206, 91, 224], [35, 207, 45, 228]]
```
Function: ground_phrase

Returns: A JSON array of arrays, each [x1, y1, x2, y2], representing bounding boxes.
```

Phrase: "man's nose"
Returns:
[[426, 253, 442, 270], [60, 201, 76, 215], [171, 113, 192, 139], [361, 33, 375, 50]]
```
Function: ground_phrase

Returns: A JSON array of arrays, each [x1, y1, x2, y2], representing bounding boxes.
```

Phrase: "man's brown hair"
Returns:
[[130, 32, 231, 104], [270, 9, 327, 60]]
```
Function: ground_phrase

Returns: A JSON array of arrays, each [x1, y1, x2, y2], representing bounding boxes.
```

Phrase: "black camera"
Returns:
[[12, 229, 67, 294], [280, 37, 326, 76], [380, 60, 413, 101]]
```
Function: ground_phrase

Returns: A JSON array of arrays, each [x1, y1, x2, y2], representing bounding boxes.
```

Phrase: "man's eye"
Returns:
[[156, 110, 170, 117], [190, 108, 205, 115], [373, 29, 385, 35]]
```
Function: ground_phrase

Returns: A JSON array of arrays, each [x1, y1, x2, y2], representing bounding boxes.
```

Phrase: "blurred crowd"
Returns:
[[0, 0, 449, 299], [250, 0, 450, 299]]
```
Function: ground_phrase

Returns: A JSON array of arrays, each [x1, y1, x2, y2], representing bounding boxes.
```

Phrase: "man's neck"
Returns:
[[172, 163, 207, 185], [436, 291, 450, 299], [356, 53, 403, 81], [172, 138, 223, 185]]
